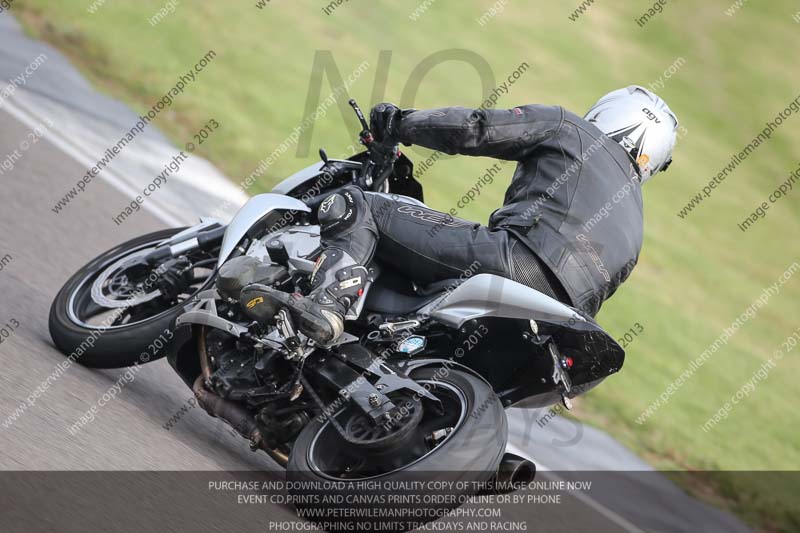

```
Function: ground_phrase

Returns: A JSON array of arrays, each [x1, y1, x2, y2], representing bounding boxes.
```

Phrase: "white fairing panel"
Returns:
[[217, 193, 310, 268], [418, 273, 584, 328], [270, 162, 325, 196]]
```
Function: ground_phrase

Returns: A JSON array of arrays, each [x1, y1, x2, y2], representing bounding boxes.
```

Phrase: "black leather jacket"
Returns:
[[397, 105, 643, 317]]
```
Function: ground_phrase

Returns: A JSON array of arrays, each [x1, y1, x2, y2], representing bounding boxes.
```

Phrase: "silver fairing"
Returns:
[[216, 193, 310, 268], [417, 274, 585, 328], [418, 274, 623, 398], [270, 162, 325, 196], [270, 159, 362, 197], [245, 225, 321, 274]]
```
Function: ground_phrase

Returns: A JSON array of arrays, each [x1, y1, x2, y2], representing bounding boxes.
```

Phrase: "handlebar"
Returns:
[[346, 98, 401, 190]]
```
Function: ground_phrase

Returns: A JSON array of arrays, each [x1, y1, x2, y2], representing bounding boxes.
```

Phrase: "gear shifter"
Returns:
[[275, 308, 305, 360]]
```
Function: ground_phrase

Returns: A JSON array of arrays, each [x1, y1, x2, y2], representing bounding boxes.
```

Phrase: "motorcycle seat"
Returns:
[[364, 269, 454, 315], [364, 283, 443, 315]]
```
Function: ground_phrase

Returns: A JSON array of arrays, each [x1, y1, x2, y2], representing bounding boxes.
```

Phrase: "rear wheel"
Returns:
[[49, 228, 216, 368], [287, 367, 507, 531]]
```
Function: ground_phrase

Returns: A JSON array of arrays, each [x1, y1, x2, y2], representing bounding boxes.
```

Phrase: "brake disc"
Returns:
[[90, 252, 162, 309]]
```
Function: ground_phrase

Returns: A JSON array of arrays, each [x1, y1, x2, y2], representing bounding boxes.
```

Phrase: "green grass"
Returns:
[[14, 1, 800, 530]]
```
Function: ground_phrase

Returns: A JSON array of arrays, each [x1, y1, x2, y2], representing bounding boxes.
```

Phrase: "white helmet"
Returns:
[[584, 85, 678, 182]]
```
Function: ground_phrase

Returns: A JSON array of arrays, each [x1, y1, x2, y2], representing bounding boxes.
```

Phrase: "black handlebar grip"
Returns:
[[197, 226, 227, 250], [144, 246, 172, 265]]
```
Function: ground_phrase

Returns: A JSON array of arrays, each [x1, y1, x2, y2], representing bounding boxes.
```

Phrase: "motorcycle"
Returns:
[[49, 100, 624, 529]]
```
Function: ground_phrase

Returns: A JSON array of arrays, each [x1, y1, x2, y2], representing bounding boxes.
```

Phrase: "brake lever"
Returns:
[[349, 99, 373, 146]]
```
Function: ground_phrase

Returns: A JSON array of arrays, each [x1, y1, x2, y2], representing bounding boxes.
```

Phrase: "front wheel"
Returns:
[[287, 367, 507, 531], [49, 228, 216, 368]]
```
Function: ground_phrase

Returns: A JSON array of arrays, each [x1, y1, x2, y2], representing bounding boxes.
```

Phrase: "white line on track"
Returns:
[[535, 463, 645, 533], [505, 440, 644, 532], [1, 94, 188, 227]]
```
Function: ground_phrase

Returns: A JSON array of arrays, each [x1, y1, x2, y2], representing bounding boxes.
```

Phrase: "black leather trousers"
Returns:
[[319, 187, 570, 304]]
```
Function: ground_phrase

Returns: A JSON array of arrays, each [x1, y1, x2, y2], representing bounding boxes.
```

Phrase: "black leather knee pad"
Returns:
[[317, 186, 370, 237], [316, 186, 378, 266], [317, 193, 349, 229]]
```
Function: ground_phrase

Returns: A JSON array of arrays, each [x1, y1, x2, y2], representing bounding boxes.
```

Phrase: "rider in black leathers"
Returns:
[[244, 86, 679, 344]]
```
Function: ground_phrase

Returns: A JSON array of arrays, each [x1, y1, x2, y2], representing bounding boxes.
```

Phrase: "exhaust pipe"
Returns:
[[494, 453, 536, 492], [192, 375, 289, 466], [195, 326, 289, 465], [193, 375, 259, 439]]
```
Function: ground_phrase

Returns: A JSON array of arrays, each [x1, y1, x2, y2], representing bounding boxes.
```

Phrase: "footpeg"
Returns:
[[378, 319, 421, 335], [275, 308, 304, 360], [275, 308, 296, 338]]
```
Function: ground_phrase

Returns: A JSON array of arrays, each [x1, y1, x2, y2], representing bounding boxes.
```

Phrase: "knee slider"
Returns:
[[319, 186, 371, 234], [317, 193, 348, 227]]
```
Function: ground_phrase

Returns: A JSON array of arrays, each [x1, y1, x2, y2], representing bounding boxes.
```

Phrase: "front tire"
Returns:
[[49, 228, 209, 368], [287, 367, 507, 531]]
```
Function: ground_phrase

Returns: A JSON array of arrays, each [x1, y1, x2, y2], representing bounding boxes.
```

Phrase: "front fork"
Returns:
[[145, 218, 226, 266]]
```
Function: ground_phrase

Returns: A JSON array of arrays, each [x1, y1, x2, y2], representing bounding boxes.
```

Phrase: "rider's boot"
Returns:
[[241, 250, 369, 344], [240, 186, 377, 344]]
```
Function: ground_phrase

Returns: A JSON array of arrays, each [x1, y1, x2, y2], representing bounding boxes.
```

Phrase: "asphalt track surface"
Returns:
[[0, 12, 750, 533]]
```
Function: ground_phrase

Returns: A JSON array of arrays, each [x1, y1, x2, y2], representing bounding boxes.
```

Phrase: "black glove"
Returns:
[[369, 103, 403, 143]]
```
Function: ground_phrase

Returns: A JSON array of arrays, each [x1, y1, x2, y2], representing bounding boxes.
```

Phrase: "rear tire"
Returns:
[[48, 228, 195, 368], [287, 367, 507, 532]]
